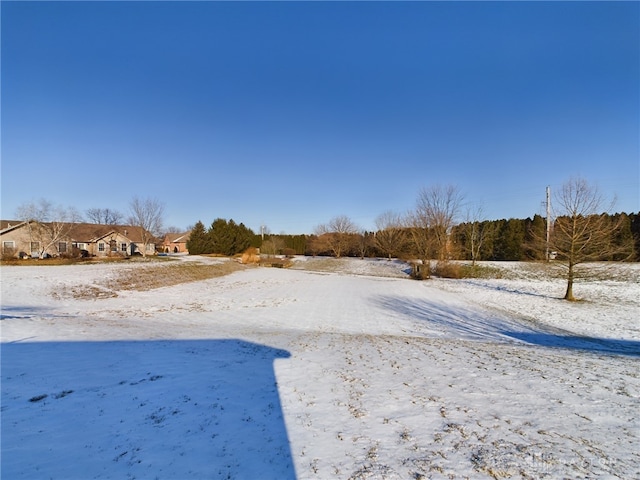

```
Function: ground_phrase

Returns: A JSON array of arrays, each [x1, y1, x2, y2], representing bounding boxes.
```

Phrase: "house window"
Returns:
[[3, 241, 15, 250], [98, 243, 105, 252], [58, 242, 67, 253], [121, 243, 127, 252]]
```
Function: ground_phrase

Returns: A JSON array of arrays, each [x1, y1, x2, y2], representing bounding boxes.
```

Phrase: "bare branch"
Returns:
[[128, 197, 165, 257], [550, 177, 633, 300]]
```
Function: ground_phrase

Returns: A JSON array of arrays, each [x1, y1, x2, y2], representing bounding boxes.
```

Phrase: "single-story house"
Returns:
[[161, 231, 191, 253], [0, 220, 157, 258]]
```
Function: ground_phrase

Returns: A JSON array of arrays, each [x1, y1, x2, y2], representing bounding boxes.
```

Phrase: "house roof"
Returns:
[[163, 231, 191, 244], [67, 223, 151, 243], [0, 220, 28, 233]]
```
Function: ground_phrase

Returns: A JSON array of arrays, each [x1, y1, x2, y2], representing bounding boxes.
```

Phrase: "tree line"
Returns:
[[252, 212, 639, 262], [303, 178, 637, 301]]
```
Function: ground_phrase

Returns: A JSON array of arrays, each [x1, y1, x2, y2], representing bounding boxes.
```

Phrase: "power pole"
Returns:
[[546, 186, 551, 262]]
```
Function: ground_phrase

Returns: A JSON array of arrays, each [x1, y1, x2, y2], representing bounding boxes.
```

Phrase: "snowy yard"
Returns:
[[1, 256, 638, 479]]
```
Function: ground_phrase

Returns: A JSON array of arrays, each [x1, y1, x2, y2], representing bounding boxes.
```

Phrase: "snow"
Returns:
[[2, 256, 639, 479]]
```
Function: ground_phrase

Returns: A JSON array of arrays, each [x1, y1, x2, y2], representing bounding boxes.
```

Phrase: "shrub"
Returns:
[[434, 261, 463, 279], [434, 261, 504, 279], [1, 247, 17, 261]]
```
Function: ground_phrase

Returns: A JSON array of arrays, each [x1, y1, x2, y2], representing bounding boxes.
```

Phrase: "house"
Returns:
[[0, 221, 32, 258], [0, 220, 157, 258], [161, 231, 191, 254]]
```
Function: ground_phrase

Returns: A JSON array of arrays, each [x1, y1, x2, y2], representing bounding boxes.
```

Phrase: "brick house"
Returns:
[[161, 231, 191, 254]]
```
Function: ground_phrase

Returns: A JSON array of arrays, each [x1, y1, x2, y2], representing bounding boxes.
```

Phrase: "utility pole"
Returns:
[[546, 186, 551, 262]]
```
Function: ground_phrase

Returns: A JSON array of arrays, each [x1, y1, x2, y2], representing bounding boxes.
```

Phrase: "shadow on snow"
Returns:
[[499, 331, 640, 357], [0, 305, 69, 320], [375, 295, 640, 357], [1, 339, 295, 479]]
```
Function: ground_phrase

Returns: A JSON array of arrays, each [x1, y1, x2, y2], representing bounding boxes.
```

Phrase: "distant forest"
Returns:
[[188, 212, 640, 262]]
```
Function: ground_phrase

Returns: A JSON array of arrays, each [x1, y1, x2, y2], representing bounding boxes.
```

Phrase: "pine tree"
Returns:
[[609, 213, 635, 261], [233, 222, 254, 254], [630, 213, 640, 261], [208, 218, 231, 255], [524, 214, 547, 260], [186, 221, 208, 255]]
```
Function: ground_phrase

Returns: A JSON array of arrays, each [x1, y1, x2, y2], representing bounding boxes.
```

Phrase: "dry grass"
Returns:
[[109, 261, 247, 291], [1, 256, 133, 267], [67, 260, 247, 299], [293, 257, 352, 273]]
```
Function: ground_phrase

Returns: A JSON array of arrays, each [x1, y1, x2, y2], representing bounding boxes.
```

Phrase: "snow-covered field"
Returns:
[[1, 256, 639, 479]]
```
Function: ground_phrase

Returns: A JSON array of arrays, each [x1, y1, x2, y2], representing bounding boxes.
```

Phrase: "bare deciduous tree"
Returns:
[[407, 185, 463, 277], [314, 215, 359, 258], [261, 236, 285, 257], [127, 197, 165, 257], [374, 211, 408, 260], [356, 230, 375, 259], [549, 177, 634, 301], [463, 204, 494, 267], [16, 199, 82, 258], [85, 208, 124, 225]]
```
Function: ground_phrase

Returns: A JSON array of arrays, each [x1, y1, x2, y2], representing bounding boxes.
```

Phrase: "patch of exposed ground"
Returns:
[[56, 260, 247, 299]]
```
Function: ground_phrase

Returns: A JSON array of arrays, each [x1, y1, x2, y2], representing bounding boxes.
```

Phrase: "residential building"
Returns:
[[0, 220, 157, 258]]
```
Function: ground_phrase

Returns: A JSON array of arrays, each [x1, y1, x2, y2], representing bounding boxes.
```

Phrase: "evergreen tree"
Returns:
[[233, 222, 254, 254], [208, 218, 232, 255], [284, 235, 307, 255], [491, 219, 508, 260], [505, 219, 526, 260], [206, 218, 255, 256], [186, 221, 208, 255], [630, 213, 640, 261], [524, 214, 547, 260], [609, 213, 635, 261]]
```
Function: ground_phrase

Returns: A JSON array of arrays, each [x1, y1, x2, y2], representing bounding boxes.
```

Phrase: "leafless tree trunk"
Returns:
[[128, 197, 165, 257], [464, 205, 494, 267], [314, 215, 359, 258], [550, 177, 633, 301], [374, 211, 408, 260], [357, 230, 374, 259]]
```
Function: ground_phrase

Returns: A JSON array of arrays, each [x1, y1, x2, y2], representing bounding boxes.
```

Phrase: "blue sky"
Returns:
[[2, 1, 638, 234]]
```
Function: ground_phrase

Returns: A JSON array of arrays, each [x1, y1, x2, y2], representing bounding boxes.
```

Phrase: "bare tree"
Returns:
[[127, 197, 165, 257], [407, 185, 463, 277], [463, 204, 494, 267], [549, 177, 633, 301], [16, 199, 82, 258], [374, 211, 408, 260], [314, 215, 359, 258], [86, 208, 124, 225], [261, 236, 285, 257], [356, 230, 374, 259]]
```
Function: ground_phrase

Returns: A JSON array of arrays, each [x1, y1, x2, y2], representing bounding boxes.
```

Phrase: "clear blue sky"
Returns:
[[2, 1, 638, 234]]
